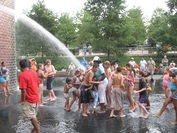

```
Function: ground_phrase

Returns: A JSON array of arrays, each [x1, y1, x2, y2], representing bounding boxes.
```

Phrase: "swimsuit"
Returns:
[[170, 82, 177, 100]]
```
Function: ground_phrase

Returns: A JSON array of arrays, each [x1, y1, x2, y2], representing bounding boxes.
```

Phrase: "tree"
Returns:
[[124, 8, 146, 46], [167, 0, 177, 46], [27, 0, 59, 35], [56, 13, 77, 47], [85, 0, 127, 58], [16, 0, 61, 60], [147, 8, 170, 45], [75, 10, 96, 46]]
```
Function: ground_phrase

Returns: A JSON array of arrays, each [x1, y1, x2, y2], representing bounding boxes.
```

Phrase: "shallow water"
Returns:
[[0, 75, 177, 133]]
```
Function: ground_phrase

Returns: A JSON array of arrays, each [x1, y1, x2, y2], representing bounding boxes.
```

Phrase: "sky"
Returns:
[[15, 0, 168, 19]]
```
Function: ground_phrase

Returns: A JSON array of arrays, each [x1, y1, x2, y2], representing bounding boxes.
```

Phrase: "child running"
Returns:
[[109, 67, 126, 118], [155, 68, 177, 124], [134, 71, 150, 118], [64, 77, 73, 111]]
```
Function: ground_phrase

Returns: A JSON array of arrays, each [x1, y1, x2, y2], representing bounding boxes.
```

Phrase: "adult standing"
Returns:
[[93, 56, 108, 113], [140, 58, 147, 72], [18, 59, 40, 133], [147, 58, 156, 80], [129, 58, 137, 68], [103, 61, 112, 107], [162, 55, 169, 68], [45, 59, 57, 102]]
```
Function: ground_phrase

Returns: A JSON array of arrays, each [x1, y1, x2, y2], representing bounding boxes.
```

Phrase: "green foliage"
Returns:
[[27, 0, 59, 35], [167, 0, 177, 46], [124, 8, 146, 46], [75, 10, 95, 45], [84, 0, 127, 58], [155, 48, 168, 63], [56, 13, 77, 47], [147, 8, 170, 45]]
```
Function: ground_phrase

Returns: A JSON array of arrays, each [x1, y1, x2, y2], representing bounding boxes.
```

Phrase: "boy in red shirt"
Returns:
[[18, 59, 40, 133]]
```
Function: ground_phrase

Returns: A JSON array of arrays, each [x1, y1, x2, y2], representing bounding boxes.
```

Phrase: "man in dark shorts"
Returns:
[[80, 64, 100, 117], [18, 59, 40, 133]]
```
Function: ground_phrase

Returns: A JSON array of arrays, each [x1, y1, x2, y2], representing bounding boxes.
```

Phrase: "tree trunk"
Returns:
[[107, 50, 110, 59]]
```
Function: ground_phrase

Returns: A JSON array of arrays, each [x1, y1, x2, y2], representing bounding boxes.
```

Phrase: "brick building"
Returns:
[[0, 0, 17, 90]]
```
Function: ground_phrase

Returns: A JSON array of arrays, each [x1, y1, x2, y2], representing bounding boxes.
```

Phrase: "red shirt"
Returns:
[[18, 69, 40, 103]]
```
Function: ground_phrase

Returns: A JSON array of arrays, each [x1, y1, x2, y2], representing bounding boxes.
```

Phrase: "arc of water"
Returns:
[[0, 4, 83, 69]]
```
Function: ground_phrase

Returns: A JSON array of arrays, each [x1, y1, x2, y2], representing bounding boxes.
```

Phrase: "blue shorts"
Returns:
[[139, 95, 148, 103], [0, 77, 6, 82]]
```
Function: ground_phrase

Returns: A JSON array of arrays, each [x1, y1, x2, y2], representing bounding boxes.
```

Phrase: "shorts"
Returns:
[[80, 85, 93, 103], [21, 102, 38, 120], [139, 95, 148, 104], [0, 77, 6, 82], [46, 77, 54, 90], [98, 83, 107, 104]]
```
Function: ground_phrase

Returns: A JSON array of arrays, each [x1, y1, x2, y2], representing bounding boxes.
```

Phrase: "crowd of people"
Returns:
[[14, 55, 177, 133], [63, 55, 177, 124]]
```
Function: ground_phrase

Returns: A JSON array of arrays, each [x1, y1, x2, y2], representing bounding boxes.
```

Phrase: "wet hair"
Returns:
[[144, 72, 151, 77], [126, 63, 132, 68], [37, 63, 43, 72], [66, 77, 72, 84], [75, 70, 80, 74], [139, 71, 145, 77], [1, 61, 4, 65], [117, 66, 122, 72], [104, 61, 111, 67], [111, 61, 118, 66], [19, 59, 30, 69], [93, 63, 99, 68], [126, 63, 136, 76]]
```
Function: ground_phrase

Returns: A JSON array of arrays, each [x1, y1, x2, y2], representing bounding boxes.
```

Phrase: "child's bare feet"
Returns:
[[170, 121, 177, 125], [154, 114, 161, 118], [120, 114, 126, 118], [98, 110, 106, 114], [109, 115, 116, 118], [144, 112, 150, 119], [138, 114, 144, 118], [82, 113, 88, 117]]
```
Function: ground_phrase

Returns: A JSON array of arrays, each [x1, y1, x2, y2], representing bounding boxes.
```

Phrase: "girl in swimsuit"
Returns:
[[37, 64, 48, 106], [126, 63, 136, 111], [162, 68, 171, 98], [155, 68, 177, 124]]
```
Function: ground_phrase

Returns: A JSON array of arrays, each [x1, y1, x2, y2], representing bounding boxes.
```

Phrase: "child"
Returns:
[[126, 63, 136, 111], [162, 68, 171, 98], [37, 64, 48, 106], [155, 68, 177, 124], [64, 77, 73, 111], [109, 67, 126, 118], [134, 71, 150, 118], [144, 72, 152, 108], [68, 70, 82, 111]]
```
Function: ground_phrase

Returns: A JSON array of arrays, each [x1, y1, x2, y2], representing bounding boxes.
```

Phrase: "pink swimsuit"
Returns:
[[163, 74, 170, 89], [127, 73, 134, 87]]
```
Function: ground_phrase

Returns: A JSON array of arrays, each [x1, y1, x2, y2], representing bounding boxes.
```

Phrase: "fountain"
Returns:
[[0, 3, 84, 90]]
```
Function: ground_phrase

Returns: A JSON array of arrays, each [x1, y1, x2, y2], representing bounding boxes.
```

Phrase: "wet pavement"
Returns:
[[0, 75, 177, 133]]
